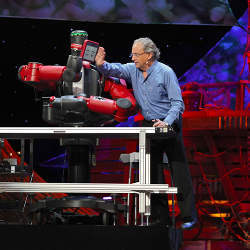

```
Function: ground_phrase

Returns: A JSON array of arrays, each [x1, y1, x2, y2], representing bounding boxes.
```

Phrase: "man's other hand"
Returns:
[[95, 47, 106, 67], [152, 119, 168, 127]]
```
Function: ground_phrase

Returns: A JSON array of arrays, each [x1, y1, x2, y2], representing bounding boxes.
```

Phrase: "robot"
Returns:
[[18, 30, 138, 184], [17, 30, 139, 225], [18, 30, 137, 126]]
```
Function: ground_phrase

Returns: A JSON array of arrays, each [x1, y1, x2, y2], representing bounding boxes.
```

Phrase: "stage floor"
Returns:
[[0, 224, 181, 250], [0, 224, 247, 250]]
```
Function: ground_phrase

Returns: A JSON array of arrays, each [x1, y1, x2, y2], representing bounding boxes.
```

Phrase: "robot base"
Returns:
[[28, 195, 126, 226]]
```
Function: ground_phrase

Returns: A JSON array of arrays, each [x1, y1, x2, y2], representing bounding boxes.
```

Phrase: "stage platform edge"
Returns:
[[0, 224, 182, 250]]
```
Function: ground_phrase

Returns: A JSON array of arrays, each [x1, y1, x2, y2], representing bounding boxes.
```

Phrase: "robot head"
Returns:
[[70, 30, 88, 56]]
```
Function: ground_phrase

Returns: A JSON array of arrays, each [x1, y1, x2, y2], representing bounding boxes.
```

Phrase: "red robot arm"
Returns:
[[78, 94, 136, 122], [81, 76, 138, 122], [18, 62, 66, 91], [104, 78, 137, 112]]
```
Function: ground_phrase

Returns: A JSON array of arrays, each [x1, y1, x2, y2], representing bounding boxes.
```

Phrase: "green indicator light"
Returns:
[[71, 32, 88, 36]]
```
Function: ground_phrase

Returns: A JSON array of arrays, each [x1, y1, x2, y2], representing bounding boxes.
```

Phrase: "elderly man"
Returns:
[[95, 37, 197, 230]]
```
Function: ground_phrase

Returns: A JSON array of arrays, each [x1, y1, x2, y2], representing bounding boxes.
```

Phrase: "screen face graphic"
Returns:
[[0, 0, 245, 25], [83, 44, 99, 63]]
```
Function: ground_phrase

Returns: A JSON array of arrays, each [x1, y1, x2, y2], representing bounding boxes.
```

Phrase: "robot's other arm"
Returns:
[[103, 78, 138, 115], [18, 60, 82, 94], [80, 95, 134, 122], [18, 60, 92, 92], [48, 94, 136, 123], [18, 62, 66, 91]]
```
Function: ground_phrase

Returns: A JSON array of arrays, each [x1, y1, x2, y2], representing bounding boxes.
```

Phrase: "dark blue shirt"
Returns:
[[98, 60, 184, 125]]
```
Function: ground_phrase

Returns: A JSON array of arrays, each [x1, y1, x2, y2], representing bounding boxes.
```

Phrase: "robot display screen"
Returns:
[[82, 40, 99, 63]]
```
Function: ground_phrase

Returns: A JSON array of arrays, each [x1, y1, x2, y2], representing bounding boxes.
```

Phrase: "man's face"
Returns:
[[131, 42, 152, 70]]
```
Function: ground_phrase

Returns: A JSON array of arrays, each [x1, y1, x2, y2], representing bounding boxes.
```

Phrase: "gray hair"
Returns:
[[133, 37, 160, 60]]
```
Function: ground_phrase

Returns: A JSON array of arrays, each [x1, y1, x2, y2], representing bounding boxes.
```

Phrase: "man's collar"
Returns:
[[138, 60, 158, 73], [146, 60, 158, 74]]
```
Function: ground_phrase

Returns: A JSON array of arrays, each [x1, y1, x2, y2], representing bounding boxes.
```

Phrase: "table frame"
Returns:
[[0, 127, 177, 221]]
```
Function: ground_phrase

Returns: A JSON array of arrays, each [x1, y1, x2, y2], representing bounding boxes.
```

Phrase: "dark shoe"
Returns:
[[181, 218, 197, 230]]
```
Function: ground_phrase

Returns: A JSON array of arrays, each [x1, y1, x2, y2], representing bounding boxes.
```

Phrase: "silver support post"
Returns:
[[139, 130, 146, 225], [140, 212, 144, 226], [126, 161, 133, 225], [134, 194, 137, 225], [145, 138, 151, 224]]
